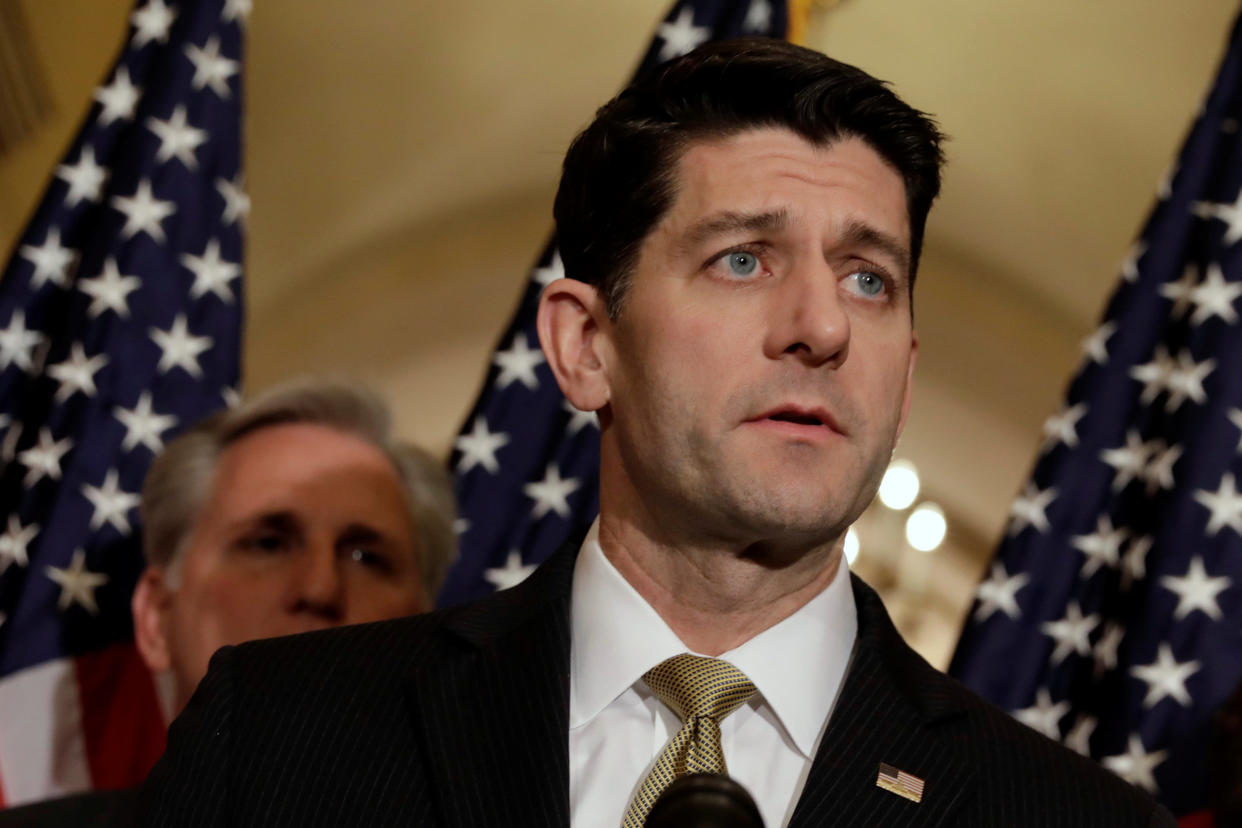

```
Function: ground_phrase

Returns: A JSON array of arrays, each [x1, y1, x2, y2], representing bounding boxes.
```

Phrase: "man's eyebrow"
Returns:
[[840, 219, 911, 278], [338, 524, 386, 545], [679, 209, 790, 252]]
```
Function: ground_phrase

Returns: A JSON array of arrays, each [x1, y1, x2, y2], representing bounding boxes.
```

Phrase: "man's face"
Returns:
[[138, 422, 425, 707], [598, 127, 918, 552]]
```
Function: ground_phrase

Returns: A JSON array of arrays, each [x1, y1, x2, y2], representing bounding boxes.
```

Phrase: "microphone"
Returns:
[[644, 773, 765, 828]]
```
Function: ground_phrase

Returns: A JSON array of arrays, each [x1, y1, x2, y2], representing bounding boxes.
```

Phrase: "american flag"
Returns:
[[439, 0, 797, 607], [0, 0, 245, 807], [949, 13, 1242, 820]]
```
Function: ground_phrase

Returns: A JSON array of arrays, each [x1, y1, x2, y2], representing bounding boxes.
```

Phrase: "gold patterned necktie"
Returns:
[[621, 654, 758, 828]]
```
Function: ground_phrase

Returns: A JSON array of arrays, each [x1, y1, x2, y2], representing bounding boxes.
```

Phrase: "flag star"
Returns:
[[1229, 408, 1242, 452], [222, 0, 252, 23], [1100, 429, 1150, 491], [181, 238, 240, 301], [564, 399, 599, 435], [453, 518, 470, 536], [19, 227, 76, 290], [130, 0, 176, 47], [146, 105, 208, 169], [1007, 483, 1056, 536], [492, 332, 545, 390], [216, 175, 250, 225], [1013, 688, 1068, 740], [1093, 622, 1125, 675], [0, 515, 38, 573], [743, 0, 772, 32], [1194, 187, 1242, 246], [47, 343, 108, 403], [78, 257, 141, 318], [1081, 321, 1116, 365], [1157, 163, 1176, 199], [45, 549, 109, 615], [657, 7, 710, 61], [1121, 535, 1152, 590], [56, 146, 109, 207], [1063, 714, 1097, 757], [17, 427, 72, 487], [81, 469, 141, 534], [0, 310, 46, 373], [94, 66, 141, 125], [1041, 403, 1087, 451], [1120, 241, 1147, 282], [533, 251, 564, 287], [483, 549, 537, 591], [1040, 602, 1098, 665], [523, 464, 580, 519], [1165, 350, 1214, 411], [454, 416, 509, 474], [1071, 515, 1127, 578], [1130, 345, 1174, 404], [1141, 441, 1181, 494], [112, 179, 176, 242], [1194, 472, 1242, 536], [1102, 735, 1166, 793], [973, 562, 1029, 621], [1186, 263, 1242, 325], [221, 386, 242, 408], [1159, 557, 1230, 621], [185, 35, 239, 98], [150, 314, 213, 377], [1, 421, 21, 464], [1130, 644, 1199, 708], [114, 391, 178, 453], [1158, 266, 1198, 319]]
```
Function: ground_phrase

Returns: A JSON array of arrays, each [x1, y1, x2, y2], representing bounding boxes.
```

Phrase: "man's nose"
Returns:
[[763, 257, 850, 367], [288, 544, 345, 622]]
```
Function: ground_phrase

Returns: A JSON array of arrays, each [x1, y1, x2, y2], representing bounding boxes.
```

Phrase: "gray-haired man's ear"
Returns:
[[131, 568, 174, 675]]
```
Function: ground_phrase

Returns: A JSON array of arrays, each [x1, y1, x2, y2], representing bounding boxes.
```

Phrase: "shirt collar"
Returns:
[[569, 518, 858, 757]]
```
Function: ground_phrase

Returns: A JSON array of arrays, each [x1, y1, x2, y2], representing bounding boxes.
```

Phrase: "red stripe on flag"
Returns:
[[74, 643, 166, 790]]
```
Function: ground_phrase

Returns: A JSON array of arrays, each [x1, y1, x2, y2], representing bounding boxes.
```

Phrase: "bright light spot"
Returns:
[[843, 527, 859, 565], [878, 459, 920, 510], [906, 503, 946, 552]]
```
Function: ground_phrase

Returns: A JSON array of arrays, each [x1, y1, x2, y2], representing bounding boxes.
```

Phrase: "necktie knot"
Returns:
[[623, 655, 756, 827], [643, 653, 756, 724]]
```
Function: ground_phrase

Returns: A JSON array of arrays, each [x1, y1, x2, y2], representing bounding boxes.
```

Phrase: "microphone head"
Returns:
[[644, 773, 765, 828]]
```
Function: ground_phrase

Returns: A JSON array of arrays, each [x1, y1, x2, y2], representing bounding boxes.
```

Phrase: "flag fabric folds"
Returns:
[[440, 0, 793, 607], [950, 15, 1242, 818], [0, 0, 245, 807]]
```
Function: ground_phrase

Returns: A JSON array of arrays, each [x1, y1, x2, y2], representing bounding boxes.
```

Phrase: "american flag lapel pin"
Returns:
[[876, 762, 925, 804]]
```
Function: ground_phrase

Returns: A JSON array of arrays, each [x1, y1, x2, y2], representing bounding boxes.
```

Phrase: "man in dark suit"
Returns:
[[141, 39, 1175, 826]]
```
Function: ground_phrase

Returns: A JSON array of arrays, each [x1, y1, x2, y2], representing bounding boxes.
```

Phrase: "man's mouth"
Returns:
[[749, 405, 844, 436]]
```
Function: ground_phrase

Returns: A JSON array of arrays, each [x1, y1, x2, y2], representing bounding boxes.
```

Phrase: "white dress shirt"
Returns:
[[568, 520, 858, 828]]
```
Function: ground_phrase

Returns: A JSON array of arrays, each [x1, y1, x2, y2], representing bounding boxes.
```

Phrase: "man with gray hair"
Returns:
[[0, 377, 455, 826], [132, 376, 456, 711]]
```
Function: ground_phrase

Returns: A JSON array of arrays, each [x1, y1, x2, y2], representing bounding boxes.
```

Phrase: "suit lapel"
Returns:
[[405, 542, 579, 828], [788, 576, 976, 828]]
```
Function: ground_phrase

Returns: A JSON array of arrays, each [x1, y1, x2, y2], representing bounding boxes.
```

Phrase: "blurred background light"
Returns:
[[878, 458, 920, 510], [906, 502, 947, 552]]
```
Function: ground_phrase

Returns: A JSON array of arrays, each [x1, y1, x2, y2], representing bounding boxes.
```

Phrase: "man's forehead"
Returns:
[[656, 128, 911, 251]]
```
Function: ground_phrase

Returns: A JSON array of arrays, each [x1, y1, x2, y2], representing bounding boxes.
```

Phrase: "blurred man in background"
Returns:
[[0, 378, 456, 826]]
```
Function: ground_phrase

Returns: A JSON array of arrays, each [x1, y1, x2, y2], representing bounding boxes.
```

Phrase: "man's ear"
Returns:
[[895, 330, 919, 438], [132, 567, 174, 674], [536, 278, 613, 413]]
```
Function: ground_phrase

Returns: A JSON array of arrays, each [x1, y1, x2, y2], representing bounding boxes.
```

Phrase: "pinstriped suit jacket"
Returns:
[[139, 541, 1175, 827]]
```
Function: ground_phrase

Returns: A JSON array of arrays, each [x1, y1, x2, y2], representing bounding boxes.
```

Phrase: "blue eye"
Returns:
[[852, 271, 886, 297], [726, 252, 759, 277]]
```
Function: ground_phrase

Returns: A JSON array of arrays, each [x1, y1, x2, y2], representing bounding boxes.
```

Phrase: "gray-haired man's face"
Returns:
[[133, 422, 427, 710]]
